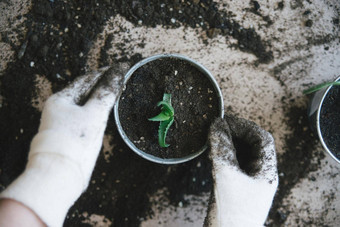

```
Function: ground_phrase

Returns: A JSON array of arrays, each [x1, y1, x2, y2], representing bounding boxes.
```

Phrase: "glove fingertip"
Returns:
[[208, 117, 240, 168], [209, 117, 230, 137], [224, 114, 251, 134], [209, 118, 229, 149], [85, 66, 126, 108]]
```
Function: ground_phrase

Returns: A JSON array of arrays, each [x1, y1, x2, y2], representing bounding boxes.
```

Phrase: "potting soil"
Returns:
[[118, 58, 220, 159], [320, 84, 340, 160]]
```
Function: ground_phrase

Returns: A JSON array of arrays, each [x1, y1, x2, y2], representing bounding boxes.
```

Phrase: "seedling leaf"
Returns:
[[163, 93, 171, 102], [148, 93, 175, 148], [303, 81, 340, 94], [148, 112, 171, 121], [157, 101, 174, 114], [158, 117, 174, 147]]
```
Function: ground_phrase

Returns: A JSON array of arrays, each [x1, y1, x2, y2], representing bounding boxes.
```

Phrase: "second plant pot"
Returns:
[[307, 76, 340, 164], [114, 54, 224, 164]]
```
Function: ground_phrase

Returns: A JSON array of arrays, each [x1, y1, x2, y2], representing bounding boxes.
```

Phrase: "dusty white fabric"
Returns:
[[0, 66, 125, 227], [206, 115, 278, 227]]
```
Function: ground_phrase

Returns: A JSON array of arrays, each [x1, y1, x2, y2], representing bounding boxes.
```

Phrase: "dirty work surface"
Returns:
[[1, 0, 340, 226]]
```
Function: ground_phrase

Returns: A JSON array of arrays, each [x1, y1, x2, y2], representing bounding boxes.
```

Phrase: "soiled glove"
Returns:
[[0, 65, 126, 227], [205, 115, 278, 227]]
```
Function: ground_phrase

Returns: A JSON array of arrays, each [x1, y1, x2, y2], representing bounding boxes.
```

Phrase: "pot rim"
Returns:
[[114, 53, 224, 164], [316, 76, 340, 164]]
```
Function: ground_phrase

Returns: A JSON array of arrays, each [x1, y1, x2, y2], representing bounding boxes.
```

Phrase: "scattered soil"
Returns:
[[118, 57, 220, 159], [0, 0, 326, 226], [320, 84, 340, 160], [268, 104, 323, 225], [66, 124, 214, 226], [115, 0, 273, 63]]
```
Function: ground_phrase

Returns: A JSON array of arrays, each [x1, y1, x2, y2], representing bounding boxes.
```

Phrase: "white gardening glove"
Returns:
[[205, 115, 278, 227], [0, 65, 126, 227]]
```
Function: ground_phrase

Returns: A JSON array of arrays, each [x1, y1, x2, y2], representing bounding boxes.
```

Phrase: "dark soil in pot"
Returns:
[[118, 57, 220, 159], [320, 85, 340, 160]]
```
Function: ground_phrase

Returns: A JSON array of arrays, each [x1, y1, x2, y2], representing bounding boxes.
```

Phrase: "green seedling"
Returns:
[[148, 93, 175, 148], [303, 81, 340, 94]]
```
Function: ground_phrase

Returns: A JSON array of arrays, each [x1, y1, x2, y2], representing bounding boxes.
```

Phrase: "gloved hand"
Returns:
[[205, 115, 278, 227], [0, 65, 126, 227]]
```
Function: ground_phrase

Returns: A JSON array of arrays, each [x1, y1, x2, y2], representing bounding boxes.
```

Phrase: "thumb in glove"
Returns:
[[205, 115, 278, 227]]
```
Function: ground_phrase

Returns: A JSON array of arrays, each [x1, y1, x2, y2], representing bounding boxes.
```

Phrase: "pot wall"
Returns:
[[307, 76, 340, 164], [114, 54, 224, 164]]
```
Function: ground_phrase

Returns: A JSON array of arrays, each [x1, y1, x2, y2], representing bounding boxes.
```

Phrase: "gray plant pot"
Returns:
[[114, 54, 224, 164], [307, 76, 340, 164]]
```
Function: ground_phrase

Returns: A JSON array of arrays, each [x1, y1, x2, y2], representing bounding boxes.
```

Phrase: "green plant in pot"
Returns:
[[305, 77, 340, 163], [148, 93, 175, 148], [114, 54, 224, 164]]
